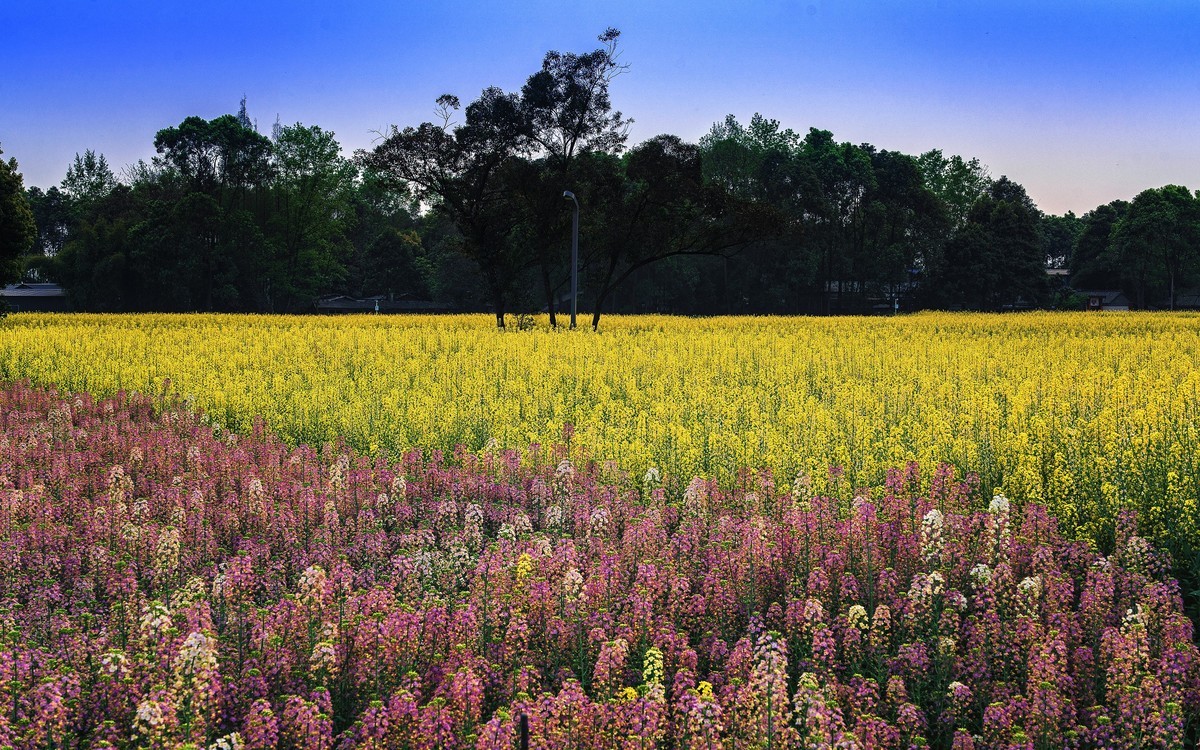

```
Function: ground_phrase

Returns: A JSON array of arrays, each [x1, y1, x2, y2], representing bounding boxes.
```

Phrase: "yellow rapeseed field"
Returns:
[[2, 311, 1198, 554]]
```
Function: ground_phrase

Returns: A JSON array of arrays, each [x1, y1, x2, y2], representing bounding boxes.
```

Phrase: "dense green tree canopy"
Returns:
[[1112, 185, 1200, 309], [15, 35, 1196, 319], [922, 177, 1047, 311], [0, 145, 37, 289]]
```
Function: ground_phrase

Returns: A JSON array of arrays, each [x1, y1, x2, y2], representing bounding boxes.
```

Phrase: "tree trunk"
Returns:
[[591, 253, 621, 331], [591, 288, 609, 331], [824, 240, 833, 316], [487, 270, 506, 328], [205, 236, 215, 312], [542, 263, 557, 327]]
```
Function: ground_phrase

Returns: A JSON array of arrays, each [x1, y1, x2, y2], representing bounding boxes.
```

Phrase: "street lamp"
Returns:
[[563, 190, 580, 329]]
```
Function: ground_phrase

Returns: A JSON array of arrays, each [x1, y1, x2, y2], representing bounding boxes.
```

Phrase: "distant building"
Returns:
[[1164, 289, 1200, 310], [1078, 289, 1130, 311], [0, 282, 70, 312], [314, 294, 454, 314]]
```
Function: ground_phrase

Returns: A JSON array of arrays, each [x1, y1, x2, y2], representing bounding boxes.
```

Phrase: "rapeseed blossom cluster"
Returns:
[[2, 312, 1199, 577]]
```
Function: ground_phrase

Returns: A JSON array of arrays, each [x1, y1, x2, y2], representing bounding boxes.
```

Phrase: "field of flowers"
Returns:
[[1, 382, 1197, 748], [1, 312, 1198, 602]]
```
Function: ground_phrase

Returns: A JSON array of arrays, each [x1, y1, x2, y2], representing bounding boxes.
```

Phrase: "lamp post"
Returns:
[[563, 190, 580, 329]]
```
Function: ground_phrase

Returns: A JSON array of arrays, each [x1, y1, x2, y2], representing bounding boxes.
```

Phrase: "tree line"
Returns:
[[3, 29, 1199, 326]]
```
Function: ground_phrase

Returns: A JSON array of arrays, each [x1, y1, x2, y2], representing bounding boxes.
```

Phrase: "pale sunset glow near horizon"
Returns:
[[3, 0, 1198, 216]]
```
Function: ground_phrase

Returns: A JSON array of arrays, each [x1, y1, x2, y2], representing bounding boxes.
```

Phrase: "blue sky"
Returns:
[[3, 0, 1198, 215]]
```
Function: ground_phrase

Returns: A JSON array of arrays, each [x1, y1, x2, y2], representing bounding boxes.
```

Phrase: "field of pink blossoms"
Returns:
[[0, 382, 1197, 749]]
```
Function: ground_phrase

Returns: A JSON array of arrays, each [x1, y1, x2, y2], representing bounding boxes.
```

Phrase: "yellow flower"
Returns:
[[643, 646, 664, 686], [1, 311, 1195, 564], [515, 553, 533, 583]]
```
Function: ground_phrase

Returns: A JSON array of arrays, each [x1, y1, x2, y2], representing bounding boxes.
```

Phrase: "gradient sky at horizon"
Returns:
[[3, 0, 1198, 215]]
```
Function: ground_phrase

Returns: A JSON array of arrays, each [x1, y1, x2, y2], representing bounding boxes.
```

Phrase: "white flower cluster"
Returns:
[[248, 477, 265, 512], [921, 509, 945, 564], [563, 567, 584, 602], [987, 493, 1012, 558], [791, 472, 812, 503], [512, 511, 533, 537], [531, 536, 553, 556], [310, 640, 339, 679], [107, 464, 127, 497], [154, 526, 181, 577], [208, 732, 245, 750], [1122, 535, 1153, 575], [176, 630, 217, 677], [464, 502, 484, 526], [643, 466, 661, 488], [139, 601, 172, 639], [847, 604, 870, 631], [969, 563, 993, 587], [173, 575, 207, 609], [47, 403, 73, 439], [464, 502, 484, 550], [448, 541, 473, 573], [543, 504, 564, 532], [212, 568, 227, 601], [555, 459, 575, 482], [588, 507, 610, 537], [682, 477, 708, 519], [134, 699, 166, 733], [100, 650, 128, 677], [1017, 575, 1043, 599], [298, 564, 328, 608], [1016, 575, 1043, 618]]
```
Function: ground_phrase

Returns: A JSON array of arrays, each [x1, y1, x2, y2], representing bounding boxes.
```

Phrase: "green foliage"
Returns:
[[916, 149, 991, 230], [1041, 211, 1082, 269], [922, 177, 1047, 311], [1071, 199, 1128, 290], [18, 42, 1197, 320], [154, 114, 273, 194], [359, 86, 532, 326], [61, 149, 117, 208], [0, 144, 37, 289], [25, 186, 71, 259], [522, 27, 630, 167], [267, 123, 358, 311], [50, 184, 142, 310], [1112, 185, 1200, 308]]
